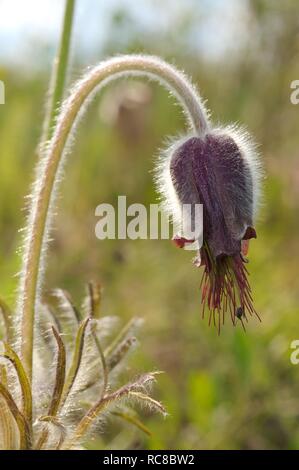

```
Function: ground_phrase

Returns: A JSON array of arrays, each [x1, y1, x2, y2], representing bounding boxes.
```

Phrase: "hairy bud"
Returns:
[[157, 126, 262, 331]]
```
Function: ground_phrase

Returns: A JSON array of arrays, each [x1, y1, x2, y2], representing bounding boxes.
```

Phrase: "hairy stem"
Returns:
[[18, 54, 209, 380], [42, 0, 76, 143]]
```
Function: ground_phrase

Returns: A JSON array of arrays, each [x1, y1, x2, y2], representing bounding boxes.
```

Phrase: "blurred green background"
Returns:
[[1, 0, 299, 450]]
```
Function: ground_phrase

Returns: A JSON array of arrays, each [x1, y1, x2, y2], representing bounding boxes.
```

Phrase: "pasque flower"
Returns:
[[158, 126, 262, 331], [16, 49, 263, 408]]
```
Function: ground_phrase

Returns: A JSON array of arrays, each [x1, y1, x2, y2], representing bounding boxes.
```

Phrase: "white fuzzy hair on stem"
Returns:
[[16, 54, 210, 381]]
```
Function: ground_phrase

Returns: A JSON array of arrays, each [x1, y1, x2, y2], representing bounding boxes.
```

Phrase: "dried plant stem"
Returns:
[[18, 55, 209, 381], [42, 0, 76, 142]]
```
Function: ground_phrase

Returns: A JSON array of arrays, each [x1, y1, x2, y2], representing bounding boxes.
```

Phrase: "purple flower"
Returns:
[[157, 126, 262, 331]]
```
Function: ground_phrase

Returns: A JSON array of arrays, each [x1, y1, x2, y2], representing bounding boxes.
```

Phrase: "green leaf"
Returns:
[[48, 326, 66, 415], [1, 342, 32, 424], [0, 382, 31, 449], [86, 281, 102, 319], [60, 317, 90, 408]]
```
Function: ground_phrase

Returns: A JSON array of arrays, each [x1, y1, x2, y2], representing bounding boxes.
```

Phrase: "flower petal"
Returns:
[[170, 134, 254, 258]]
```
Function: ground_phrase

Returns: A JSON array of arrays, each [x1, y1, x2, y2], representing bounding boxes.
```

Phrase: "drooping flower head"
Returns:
[[157, 125, 262, 332]]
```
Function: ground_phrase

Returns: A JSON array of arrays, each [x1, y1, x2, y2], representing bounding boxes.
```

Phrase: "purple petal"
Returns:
[[170, 134, 254, 258]]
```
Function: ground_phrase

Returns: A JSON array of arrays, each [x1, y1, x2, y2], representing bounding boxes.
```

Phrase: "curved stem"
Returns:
[[17, 54, 209, 380], [42, 0, 76, 143]]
